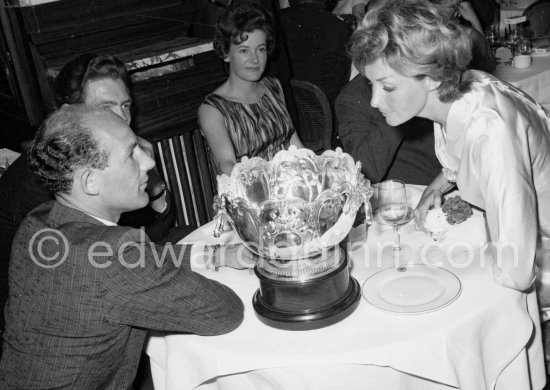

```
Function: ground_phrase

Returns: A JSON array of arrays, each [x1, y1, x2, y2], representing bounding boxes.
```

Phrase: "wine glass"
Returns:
[[516, 38, 532, 55], [378, 180, 408, 255], [485, 26, 501, 55]]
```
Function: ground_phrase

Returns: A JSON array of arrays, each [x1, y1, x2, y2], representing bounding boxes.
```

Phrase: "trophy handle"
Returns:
[[213, 194, 228, 238], [213, 211, 226, 238], [363, 199, 373, 225]]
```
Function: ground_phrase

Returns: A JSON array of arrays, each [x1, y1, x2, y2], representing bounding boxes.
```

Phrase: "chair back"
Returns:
[[290, 79, 333, 153], [153, 129, 217, 227], [523, 0, 550, 38]]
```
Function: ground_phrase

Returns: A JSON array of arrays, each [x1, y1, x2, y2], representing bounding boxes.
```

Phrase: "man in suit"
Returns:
[[0, 54, 180, 334], [336, 75, 441, 185], [0, 105, 246, 389], [279, 0, 352, 104]]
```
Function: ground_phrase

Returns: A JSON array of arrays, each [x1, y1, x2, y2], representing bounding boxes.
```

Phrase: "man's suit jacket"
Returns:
[[279, 3, 352, 103], [0, 154, 175, 333], [0, 201, 243, 389], [336, 75, 442, 185]]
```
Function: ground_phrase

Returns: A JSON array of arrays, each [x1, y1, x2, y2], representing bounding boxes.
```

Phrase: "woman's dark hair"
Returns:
[[53, 53, 131, 108], [213, 1, 276, 59]]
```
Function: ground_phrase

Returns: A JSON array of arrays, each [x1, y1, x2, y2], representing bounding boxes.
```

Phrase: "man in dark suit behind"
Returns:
[[279, 0, 352, 104], [0, 105, 245, 389]]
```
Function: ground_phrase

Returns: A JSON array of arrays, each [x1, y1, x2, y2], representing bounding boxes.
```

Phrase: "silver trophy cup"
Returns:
[[215, 146, 373, 330]]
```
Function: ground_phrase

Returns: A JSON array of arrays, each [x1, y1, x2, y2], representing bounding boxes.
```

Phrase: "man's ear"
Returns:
[[79, 168, 99, 196]]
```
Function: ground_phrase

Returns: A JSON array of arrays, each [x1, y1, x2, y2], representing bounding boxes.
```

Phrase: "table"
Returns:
[[493, 53, 550, 111], [146, 185, 546, 390]]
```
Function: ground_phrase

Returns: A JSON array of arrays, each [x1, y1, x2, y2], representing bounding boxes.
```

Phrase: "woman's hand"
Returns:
[[289, 131, 304, 149], [414, 188, 444, 230], [413, 172, 455, 230]]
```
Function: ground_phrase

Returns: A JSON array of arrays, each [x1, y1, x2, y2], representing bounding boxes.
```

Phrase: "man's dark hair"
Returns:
[[53, 53, 130, 108], [28, 105, 109, 194]]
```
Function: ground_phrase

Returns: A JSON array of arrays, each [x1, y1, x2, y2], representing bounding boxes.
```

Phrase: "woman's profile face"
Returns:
[[364, 59, 432, 126], [225, 29, 268, 82]]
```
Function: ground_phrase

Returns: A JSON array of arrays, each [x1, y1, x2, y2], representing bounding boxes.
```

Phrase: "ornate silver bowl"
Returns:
[[215, 146, 373, 261], [214, 147, 373, 330]]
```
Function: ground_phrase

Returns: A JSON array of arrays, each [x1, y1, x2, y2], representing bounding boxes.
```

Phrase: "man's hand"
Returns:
[[214, 244, 257, 270], [136, 136, 168, 213]]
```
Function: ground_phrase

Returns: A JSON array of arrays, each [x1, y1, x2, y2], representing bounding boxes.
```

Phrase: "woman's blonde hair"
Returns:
[[349, 0, 473, 102]]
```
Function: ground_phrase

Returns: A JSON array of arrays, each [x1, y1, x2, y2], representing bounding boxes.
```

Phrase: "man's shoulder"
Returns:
[[0, 153, 42, 188], [280, 7, 350, 32], [0, 154, 51, 216], [19, 202, 146, 248], [336, 75, 373, 103], [318, 11, 351, 32]]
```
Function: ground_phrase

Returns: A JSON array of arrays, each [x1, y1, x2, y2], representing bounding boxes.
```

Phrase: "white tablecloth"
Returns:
[[493, 54, 550, 111], [146, 185, 546, 390]]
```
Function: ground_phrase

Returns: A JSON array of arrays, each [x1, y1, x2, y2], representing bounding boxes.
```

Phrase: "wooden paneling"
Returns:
[[19, 0, 185, 35], [19, 0, 197, 70], [132, 51, 226, 140]]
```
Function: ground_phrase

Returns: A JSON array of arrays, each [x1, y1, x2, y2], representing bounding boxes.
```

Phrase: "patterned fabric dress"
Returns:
[[201, 77, 294, 171]]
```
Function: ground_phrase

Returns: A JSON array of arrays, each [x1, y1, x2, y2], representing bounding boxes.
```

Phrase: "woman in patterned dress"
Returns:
[[198, 1, 303, 175]]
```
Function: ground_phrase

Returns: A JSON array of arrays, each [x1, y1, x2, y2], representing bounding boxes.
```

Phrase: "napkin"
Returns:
[[177, 221, 241, 246], [422, 207, 488, 254]]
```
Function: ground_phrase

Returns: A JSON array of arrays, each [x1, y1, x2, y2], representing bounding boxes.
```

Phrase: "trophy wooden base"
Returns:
[[252, 253, 361, 331]]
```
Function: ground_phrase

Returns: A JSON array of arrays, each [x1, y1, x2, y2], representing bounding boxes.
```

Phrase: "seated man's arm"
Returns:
[[335, 80, 403, 183], [103, 233, 244, 335], [118, 189, 175, 243]]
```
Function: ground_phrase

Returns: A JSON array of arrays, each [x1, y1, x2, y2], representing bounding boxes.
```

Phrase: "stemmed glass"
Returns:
[[516, 38, 532, 55], [485, 26, 501, 55], [378, 180, 408, 255]]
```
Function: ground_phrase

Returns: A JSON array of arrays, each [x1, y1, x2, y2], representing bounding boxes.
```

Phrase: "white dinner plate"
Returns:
[[373, 206, 414, 226], [362, 264, 461, 314]]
